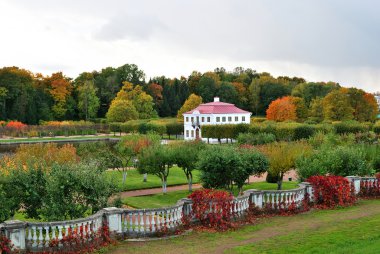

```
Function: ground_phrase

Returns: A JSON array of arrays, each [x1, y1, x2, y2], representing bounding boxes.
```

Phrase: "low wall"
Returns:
[[0, 176, 374, 252]]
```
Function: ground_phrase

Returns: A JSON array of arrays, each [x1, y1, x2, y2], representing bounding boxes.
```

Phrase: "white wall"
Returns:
[[183, 113, 251, 140]]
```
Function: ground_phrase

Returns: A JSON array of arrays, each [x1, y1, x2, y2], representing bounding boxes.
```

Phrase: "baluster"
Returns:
[[58, 225, 63, 240], [151, 211, 156, 232], [51, 226, 56, 240], [165, 209, 170, 229], [38, 226, 44, 248], [27, 226, 33, 248], [139, 211, 144, 233], [44, 226, 50, 247], [32, 226, 38, 248], [128, 212, 133, 233]]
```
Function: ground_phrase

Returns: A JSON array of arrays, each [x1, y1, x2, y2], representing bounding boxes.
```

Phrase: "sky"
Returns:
[[0, 0, 379, 92]]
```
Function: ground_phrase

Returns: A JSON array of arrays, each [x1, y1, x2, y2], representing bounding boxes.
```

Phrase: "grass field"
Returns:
[[109, 199, 380, 254], [122, 181, 299, 208], [107, 167, 201, 192]]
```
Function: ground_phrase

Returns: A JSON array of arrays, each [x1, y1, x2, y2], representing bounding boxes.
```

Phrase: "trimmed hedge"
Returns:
[[333, 121, 370, 134]]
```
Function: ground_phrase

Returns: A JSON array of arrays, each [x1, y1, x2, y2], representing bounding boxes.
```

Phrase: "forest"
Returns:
[[0, 64, 378, 124]]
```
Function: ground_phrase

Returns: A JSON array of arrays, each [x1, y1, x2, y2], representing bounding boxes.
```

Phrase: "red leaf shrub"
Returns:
[[0, 234, 14, 254], [6, 121, 27, 130], [28, 224, 114, 254], [307, 176, 356, 208], [188, 189, 234, 230]]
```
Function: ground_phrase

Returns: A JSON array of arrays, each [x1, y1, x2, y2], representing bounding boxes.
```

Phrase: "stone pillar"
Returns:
[[244, 190, 263, 208], [102, 207, 123, 234], [346, 176, 361, 195], [300, 182, 314, 202], [177, 198, 193, 217], [3, 220, 26, 251]]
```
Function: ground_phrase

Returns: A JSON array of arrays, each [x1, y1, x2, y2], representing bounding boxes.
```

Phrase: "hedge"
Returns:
[[333, 121, 370, 134]]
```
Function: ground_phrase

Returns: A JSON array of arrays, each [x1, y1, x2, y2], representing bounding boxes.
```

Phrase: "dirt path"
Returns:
[[108, 200, 380, 254]]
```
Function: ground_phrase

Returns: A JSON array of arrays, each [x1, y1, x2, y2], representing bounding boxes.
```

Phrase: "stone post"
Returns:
[[346, 176, 361, 195], [300, 182, 314, 202], [177, 198, 193, 218], [2, 220, 26, 251], [102, 207, 123, 235], [244, 190, 263, 208]]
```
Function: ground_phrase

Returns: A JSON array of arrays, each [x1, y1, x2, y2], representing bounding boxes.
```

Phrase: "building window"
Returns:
[[186, 130, 189, 137], [207, 117, 210, 122], [235, 116, 238, 122], [186, 117, 189, 122], [222, 117, 226, 122], [216, 117, 220, 122], [191, 117, 194, 122], [242, 116, 246, 122], [191, 130, 194, 137], [228, 117, 232, 122], [201, 117, 204, 122]]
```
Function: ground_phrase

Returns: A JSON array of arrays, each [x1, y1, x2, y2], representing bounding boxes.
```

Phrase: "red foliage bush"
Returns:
[[0, 234, 14, 254], [6, 121, 27, 130], [188, 189, 234, 230], [28, 224, 113, 254], [307, 176, 356, 208]]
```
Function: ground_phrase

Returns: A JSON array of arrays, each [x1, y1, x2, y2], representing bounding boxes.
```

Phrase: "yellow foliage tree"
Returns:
[[177, 94, 203, 120]]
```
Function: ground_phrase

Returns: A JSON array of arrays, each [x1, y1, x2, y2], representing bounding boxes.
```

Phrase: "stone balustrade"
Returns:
[[0, 176, 376, 252]]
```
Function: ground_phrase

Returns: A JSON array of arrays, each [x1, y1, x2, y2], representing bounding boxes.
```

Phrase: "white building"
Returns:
[[183, 97, 251, 141]]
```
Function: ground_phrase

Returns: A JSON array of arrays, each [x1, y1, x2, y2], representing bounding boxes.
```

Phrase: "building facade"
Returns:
[[183, 97, 251, 141]]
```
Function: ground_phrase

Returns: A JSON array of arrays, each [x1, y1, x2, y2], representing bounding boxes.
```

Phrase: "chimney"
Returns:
[[214, 97, 220, 102]]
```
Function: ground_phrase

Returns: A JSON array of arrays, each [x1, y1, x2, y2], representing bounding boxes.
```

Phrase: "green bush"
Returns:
[[334, 121, 369, 134], [294, 125, 315, 140], [373, 121, 380, 134], [109, 122, 121, 133], [237, 132, 276, 145], [166, 122, 183, 138], [296, 146, 373, 181]]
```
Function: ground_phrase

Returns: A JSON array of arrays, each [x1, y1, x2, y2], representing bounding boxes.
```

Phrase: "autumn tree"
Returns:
[[323, 89, 354, 121], [48, 72, 73, 119], [177, 94, 203, 119], [346, 88, 379, 122], [266, 96, 297, 122], [106, 99, 138, 122]]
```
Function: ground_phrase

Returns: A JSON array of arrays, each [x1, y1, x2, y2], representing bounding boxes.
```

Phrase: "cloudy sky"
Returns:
[[0, 0, 379, 92]]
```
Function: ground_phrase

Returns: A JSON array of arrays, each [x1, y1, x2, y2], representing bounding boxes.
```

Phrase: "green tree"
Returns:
[[323, 89, 354, 121], [138, 145, 175, 194], [216, 81, 239, 105], [177, 94, 203, 119], [197, 75, 218, 102], [172, 141, 205, 191], [292, 82, 340, 106], [106, 99, 138, 122], [77, 79, 100, 120], [309, 97, 324, 122]]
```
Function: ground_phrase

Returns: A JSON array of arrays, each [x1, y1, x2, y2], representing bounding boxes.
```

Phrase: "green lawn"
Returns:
[[109, 199, 380, 254], [0, 135, 117, 143], [107, 167, 201, 192], [122, 181, 299, 209]]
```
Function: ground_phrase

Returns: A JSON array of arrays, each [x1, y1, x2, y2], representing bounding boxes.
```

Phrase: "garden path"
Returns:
[[116, 170, 297, 198]]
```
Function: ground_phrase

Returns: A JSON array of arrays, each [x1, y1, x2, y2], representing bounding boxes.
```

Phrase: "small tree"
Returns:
[[198, 146, 237, 190], [137, 145, 175, 194], [234, 147, 268, 194], [177, 94, 203, 119], [172, 141, 205, 191], [259, 142, 310, 190], [115, 134, 160, 185]]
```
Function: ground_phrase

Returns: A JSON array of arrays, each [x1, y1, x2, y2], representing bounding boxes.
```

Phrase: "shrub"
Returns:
[[237, 132, 276, 145], [109, 123, 121, 133], [296, 146, 373, 181], [373, 121, 380, 134], [334, 121, 369, 134], [0, 234, 14, 254], [188, 189, 234, 230], [166, 122, 183, 138], [307, 176, 356, 208], [294, 125, 315, 140], [359, 179, 380, 198]]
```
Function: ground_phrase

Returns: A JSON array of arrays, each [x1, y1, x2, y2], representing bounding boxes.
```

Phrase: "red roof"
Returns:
[[184, 101, 251, 115]]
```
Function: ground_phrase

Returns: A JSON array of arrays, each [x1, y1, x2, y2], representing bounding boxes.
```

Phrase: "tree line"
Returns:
[[0, 65, 377, 124]]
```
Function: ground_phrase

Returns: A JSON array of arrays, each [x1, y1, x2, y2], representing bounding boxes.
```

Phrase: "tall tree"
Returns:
[[77, 79, 100, 120], [323, 89, 354, 121], [48, 72, 73, 120]]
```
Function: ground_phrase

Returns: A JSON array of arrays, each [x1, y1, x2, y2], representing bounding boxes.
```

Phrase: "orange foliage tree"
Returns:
[[266, 96, 297, 122]]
